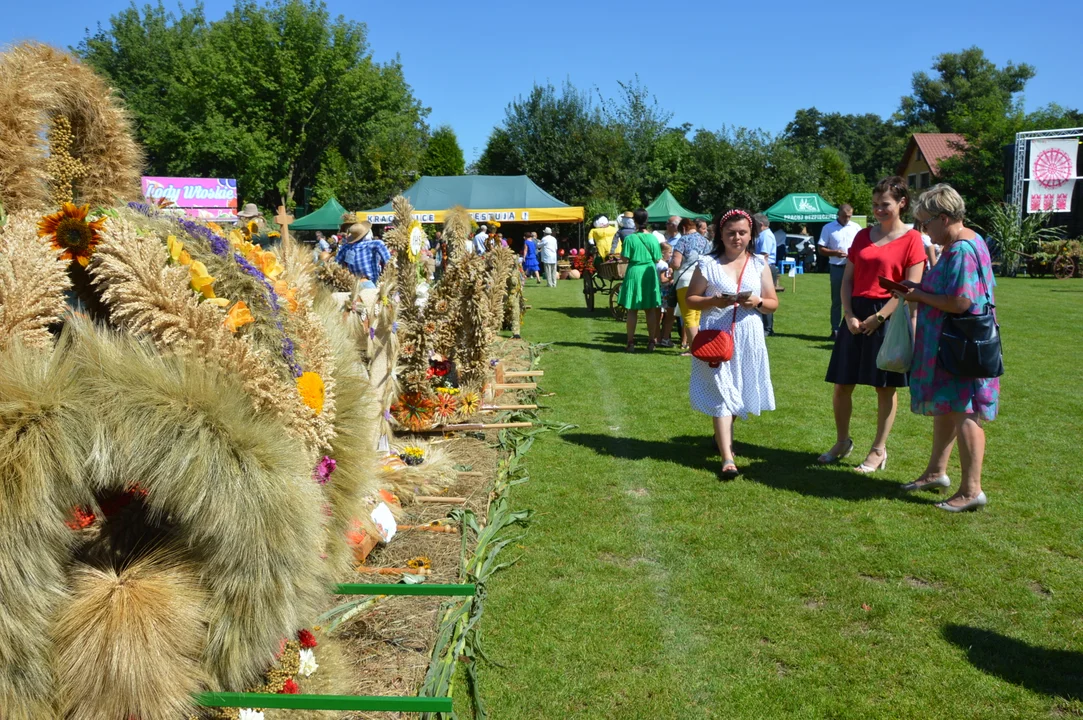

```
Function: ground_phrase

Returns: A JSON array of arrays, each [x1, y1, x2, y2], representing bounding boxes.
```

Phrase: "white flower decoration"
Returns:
[[239, 710, 265, 720], [298, 647, 319, 677]]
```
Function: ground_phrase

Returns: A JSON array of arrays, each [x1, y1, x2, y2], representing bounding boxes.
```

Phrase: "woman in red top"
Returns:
[[820, 177, 926, 472]]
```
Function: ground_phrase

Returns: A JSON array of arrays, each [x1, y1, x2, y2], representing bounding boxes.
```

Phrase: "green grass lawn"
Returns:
[[481, 272, 1083, 719]]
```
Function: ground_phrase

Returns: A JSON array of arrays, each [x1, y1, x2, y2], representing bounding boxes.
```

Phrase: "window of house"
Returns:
[[917, 149, 924, 163], [908, 174, 918, 188], [920, 172, 930, 189]]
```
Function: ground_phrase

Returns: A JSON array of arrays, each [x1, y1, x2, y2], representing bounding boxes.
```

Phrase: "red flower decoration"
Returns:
[[298, 629, 318, 649], [280, 678, 300, 694], [65, 506, 96, 530]]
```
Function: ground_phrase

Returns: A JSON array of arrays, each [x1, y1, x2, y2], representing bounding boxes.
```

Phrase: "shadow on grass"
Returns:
[[943, 625, 1083, 700], [533, 305, 604, 320], [560, 432, 926, 503]]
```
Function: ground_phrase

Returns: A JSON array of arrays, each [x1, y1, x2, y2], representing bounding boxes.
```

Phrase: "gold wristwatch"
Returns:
[[875, 312, 885, 324]]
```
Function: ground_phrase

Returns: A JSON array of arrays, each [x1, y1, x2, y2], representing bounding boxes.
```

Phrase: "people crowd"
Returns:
[[287, 174, 996, 513]]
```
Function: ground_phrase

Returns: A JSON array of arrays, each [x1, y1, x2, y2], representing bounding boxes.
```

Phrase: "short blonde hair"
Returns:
[[915, 184, 966, 221]]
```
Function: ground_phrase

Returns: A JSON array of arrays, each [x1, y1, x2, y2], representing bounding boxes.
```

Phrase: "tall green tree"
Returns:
[[785, 108, 904, 184], [475, 81, 625, 207], [79, 0, 429, 210], [897, 47, 1035, 133], [420, 125, 465, 176]]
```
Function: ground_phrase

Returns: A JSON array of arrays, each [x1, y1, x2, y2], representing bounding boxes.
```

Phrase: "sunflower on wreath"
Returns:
[[37, 202, 107, 267], [457, 391, 480, 419]]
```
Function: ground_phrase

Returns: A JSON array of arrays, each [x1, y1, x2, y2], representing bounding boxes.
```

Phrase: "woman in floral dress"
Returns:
[[900, 184, 998, 512]]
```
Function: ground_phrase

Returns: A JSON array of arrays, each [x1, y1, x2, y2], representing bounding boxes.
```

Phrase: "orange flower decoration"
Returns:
[[223, 301, 255, 333], [274, 280, 299, 313], [434, 392, 457, 420], [297, 372, 325, 414], [391, 392, 436, 432], [37, 203, 107, 266]]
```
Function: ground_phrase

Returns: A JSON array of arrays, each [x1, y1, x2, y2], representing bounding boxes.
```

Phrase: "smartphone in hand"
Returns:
[[736, 290, 752, 302], [877, 276, 910, 294]]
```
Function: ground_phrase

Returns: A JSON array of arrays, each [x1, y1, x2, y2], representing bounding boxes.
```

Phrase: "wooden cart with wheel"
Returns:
[[583, 258, 629, 320], [1013, 241, 1076, 279]]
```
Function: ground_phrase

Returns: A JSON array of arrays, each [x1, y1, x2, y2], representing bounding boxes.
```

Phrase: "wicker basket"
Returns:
[[596, 258, 628, 281]]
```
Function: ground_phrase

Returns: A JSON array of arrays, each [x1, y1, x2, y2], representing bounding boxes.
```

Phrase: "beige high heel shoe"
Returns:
[[854, 447, 887, 474]]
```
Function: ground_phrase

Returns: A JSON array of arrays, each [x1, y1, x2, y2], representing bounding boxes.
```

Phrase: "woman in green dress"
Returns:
[[616, 208, 662, 352]]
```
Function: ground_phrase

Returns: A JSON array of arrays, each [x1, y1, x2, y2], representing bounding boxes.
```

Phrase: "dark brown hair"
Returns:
[[710, 209, 754, 258], [873, 176, 910, 212], [678, 217, 697, 233]]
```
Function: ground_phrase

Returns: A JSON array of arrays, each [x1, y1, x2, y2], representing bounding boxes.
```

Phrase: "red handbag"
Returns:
[[690, 256, 751, 367]]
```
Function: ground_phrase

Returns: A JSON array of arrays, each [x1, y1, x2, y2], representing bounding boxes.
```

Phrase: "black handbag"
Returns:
[[936, 239, 1004, 378]]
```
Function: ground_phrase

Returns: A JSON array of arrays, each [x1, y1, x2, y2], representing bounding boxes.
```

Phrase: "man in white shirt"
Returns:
[[473, 224, 489, 255], [817, 204, 860, 338], [538, 228, 558, 287], [753, 214, 778, 335]]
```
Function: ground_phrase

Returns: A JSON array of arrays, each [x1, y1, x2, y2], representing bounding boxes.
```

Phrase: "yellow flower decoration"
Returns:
[[296, 372, 325, 414], [406, 556, 432, 570], [223, 301, 254, 332], [188, 261, 217, 299], [459, 391, 480, 416], [255, 250, 283, 280], [205, 222, 223, 235]]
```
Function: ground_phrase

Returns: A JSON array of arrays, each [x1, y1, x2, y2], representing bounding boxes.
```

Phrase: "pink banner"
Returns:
[[142, 177, 238, 210]]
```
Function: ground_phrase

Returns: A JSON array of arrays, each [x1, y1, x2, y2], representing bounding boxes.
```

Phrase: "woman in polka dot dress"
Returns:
[[684, 209, 778, 479]]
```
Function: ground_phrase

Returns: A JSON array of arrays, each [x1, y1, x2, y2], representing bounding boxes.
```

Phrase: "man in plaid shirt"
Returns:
[[337, 221, 391, 284]]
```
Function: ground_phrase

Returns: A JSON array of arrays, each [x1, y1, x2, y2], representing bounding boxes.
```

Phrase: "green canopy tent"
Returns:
[[360, 175, 583, 224], [763, 193, 838, 223], [645, 189, 711, 223], [290, 197, 348, 231]]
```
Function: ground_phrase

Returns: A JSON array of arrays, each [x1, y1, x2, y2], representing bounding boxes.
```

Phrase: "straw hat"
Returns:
[[348, 221, 372, 239], [340, 211, 357, 225], [237, 203, 261, 219]]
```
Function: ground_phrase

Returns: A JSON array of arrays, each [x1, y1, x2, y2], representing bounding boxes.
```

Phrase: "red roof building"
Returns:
[[896, 133, 967, 190]]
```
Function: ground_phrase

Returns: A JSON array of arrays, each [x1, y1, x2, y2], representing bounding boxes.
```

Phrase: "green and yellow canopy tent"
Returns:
[[763, 193, 839, 223], [360, 175, 583, 225], [645, 189, 711, 223], [289, 197, 348, 231]]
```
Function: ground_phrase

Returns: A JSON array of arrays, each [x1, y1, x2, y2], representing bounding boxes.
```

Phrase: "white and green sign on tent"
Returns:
[[763, 193, 838, 223]]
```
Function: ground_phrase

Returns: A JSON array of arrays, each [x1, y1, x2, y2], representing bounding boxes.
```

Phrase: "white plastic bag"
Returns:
[[876, 307, 913, 373]]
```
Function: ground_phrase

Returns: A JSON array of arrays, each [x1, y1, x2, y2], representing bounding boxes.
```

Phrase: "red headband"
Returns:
[[719, 209, 751, 225]]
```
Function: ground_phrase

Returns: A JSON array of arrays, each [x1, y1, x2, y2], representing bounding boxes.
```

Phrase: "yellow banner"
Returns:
[[361, 206, 584, 225]]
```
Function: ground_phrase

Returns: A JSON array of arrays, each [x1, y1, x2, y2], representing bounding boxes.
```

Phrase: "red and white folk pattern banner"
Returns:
[[1028, 138, 1078, 213]]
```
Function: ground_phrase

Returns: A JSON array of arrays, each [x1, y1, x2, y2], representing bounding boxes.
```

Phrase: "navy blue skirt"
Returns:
[[825, 296, 908, 388]]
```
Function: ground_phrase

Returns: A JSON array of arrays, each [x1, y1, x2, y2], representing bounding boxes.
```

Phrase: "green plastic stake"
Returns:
[[333, 583, 475, 596], [196, 692, 452, 712]]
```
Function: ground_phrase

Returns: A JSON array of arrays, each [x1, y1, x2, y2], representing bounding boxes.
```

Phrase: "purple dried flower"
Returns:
[[314, 456, 337, 485], [392, 322, 399, 334], [383, 409, 393, 421]]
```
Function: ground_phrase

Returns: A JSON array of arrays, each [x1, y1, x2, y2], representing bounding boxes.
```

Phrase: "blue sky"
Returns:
[[5, 0, 1082, 161]]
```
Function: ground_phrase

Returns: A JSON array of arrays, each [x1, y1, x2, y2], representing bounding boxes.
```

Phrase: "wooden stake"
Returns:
[[494, 383, 537, 391], [398, 524, 459, 533], [414, 496, 466, 504], [415, 421, 533, 433], [504, 370, 544, 378], [481, 404, 538, 411]]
